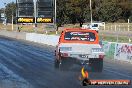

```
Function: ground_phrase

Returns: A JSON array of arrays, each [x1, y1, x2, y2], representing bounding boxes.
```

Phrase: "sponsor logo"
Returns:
[[37, 18, 53, 23], [17, 17, 35, 23], [17, 17, 53, 23]]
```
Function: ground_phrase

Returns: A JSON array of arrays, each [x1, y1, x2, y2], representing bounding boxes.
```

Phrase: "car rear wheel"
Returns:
[[90, 59, 103, 72], [54, 57, 69, 71], [59, 59, 71, 71], [54, 59, 60, 69]]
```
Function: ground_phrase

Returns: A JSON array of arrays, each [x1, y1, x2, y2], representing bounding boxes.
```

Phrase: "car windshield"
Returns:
[[64, 31, 96, 42]]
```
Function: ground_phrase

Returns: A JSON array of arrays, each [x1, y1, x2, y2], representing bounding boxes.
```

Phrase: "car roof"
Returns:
[[63, 28, 97, 33]]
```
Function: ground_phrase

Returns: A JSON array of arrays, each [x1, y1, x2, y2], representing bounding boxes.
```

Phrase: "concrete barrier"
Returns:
[[26, 33, 59, 46], [102, 41, 132, 62], [102, 41, 116, 59], [0, 30, 26, 40], [114, 43, 132, 62]]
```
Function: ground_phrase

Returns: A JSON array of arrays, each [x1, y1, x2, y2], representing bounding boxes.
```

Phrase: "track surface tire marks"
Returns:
[[0, 36, 131, 88]]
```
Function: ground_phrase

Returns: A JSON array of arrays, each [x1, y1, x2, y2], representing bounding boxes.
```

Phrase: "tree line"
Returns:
[[57, 0, 132, 27], [0, 2, 16, 23], [0, 0, 131, 26]]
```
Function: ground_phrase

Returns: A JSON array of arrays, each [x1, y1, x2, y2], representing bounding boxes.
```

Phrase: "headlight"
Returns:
[[92, 48, 103, 52], [59, 47, 72, 51]]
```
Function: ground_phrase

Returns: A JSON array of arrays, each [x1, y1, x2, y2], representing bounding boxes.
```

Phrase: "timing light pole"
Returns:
[[54, 0, 57, 34], [54, 0, 56, 27], [4, 3, 6, 30], [34, 0, 37, 32], [12, 11, 14, 31], [90, 0, 92, 24]]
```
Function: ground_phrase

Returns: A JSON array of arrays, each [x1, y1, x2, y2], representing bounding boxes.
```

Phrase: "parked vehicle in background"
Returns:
[[82, 22, 105, 32]]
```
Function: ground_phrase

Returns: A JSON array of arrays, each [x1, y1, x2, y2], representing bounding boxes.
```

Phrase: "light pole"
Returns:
[[4, 3, 6, 30], [128, 19, 131, 42], [33, 0, 37, 33], [16, 0, 18, 32], [54, 0, 57, 27], [90, 0, 92, 24], [54, 0, 57, 34], [12, 11, 14, 31]]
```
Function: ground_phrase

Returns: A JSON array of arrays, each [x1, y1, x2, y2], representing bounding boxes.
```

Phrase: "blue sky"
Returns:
[[0, 0, 15, 8]]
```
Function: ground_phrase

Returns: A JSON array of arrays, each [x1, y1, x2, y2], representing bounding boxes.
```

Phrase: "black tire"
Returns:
[[59, 59, 69, 71], [54, 59, 60, 69], [55, 57, 72, 71], [91, 59, 103, 72]]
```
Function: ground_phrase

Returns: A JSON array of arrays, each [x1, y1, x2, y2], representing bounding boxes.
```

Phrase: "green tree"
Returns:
[[0, 8, 4, 22], [56, 0, 131, 24], [93, 0, 132, 22], [98, 1, 122, 22], [65, 0, 90, 27], [56, 0, 69, 27], [129, 16, 132, 22], [5, 2, 16, 23], [56, 0, 90, 27], [118, 0, 132, 21]]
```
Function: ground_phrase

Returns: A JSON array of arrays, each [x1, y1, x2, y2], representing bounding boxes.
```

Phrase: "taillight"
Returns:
[[61, 53, 69, 57], [99, 55, 105, 59]]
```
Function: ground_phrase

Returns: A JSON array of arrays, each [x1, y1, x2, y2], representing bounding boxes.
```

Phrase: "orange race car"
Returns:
[[54, 28, 105, 72]]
